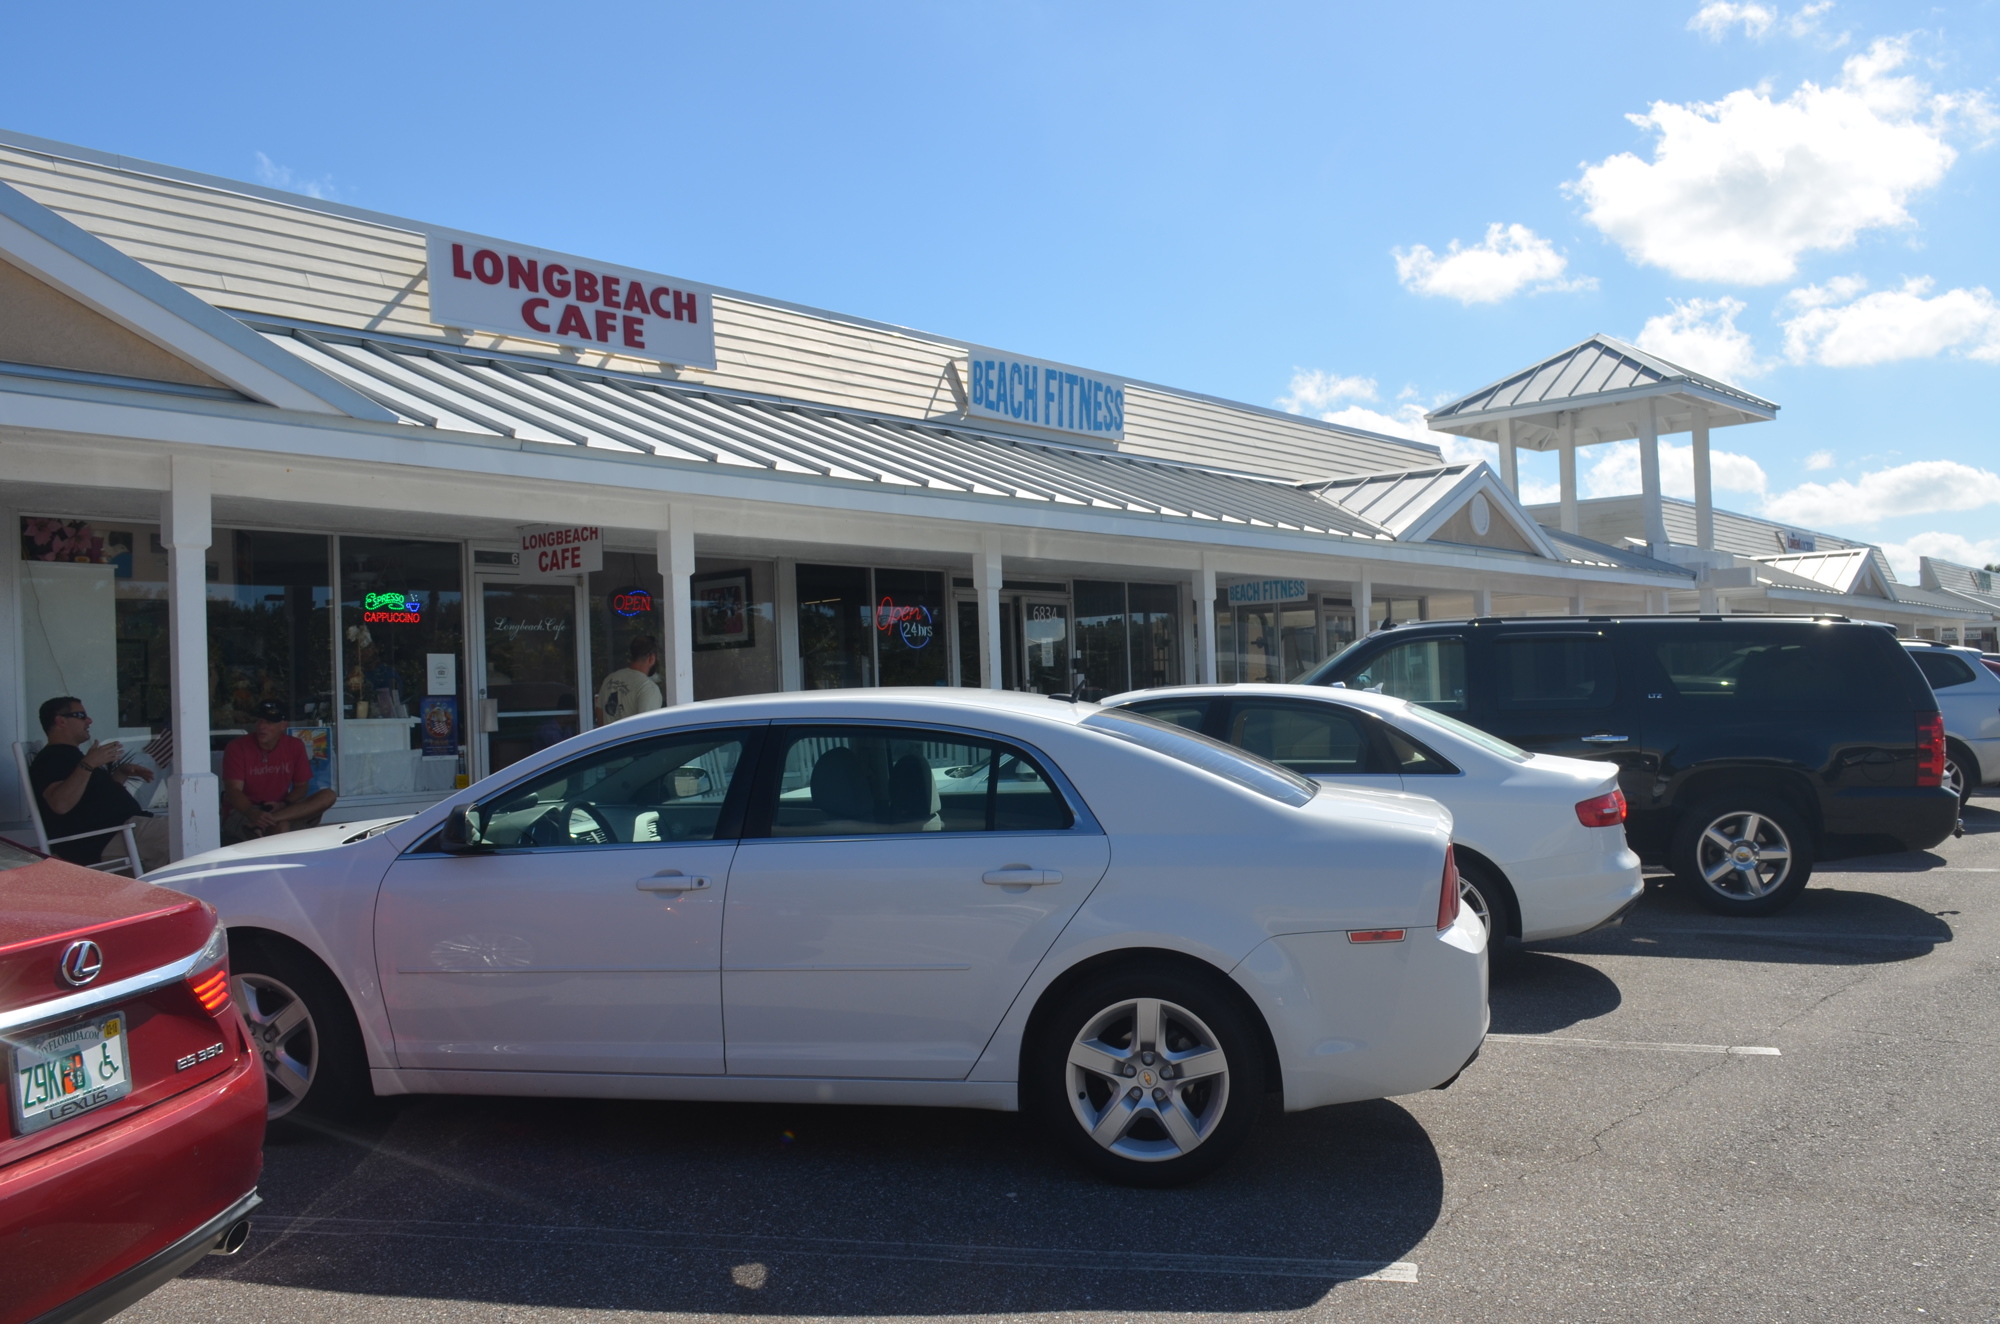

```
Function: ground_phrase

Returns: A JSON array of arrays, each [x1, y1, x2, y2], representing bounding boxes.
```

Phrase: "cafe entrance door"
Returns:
[[474, 575, 590, 777]]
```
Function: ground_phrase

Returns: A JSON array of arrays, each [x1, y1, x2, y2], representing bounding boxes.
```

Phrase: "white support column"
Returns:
[[656, 505, 695, 706], [161, 456, 218, 862], [1497, 417, 1518, 495], [1196, 557, 1219, 683], [1691, 405, 1714, 551], [1638, 397, 1668, 551], [775, 558, 801, 691], [1354, 574, 1373, 637], [1472, 587, 1492, 618], [1558, 411, 1579, 534], [1645, 589, 1669, 615], [973, 537, 1003, 689], [1569, 592, 1585, 616]]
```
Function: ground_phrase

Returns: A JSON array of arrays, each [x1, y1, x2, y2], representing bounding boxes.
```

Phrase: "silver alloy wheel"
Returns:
[[233, 972, 317, 1120], [1458, 875, 1492, 934], [1695, 810, 1794, 900], [1065, 996, 1230, 1163], [1943, 757, 1967, 803]]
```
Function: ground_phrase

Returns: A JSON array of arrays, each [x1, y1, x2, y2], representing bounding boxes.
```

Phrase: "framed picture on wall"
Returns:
[[692, 569, 754, 651]]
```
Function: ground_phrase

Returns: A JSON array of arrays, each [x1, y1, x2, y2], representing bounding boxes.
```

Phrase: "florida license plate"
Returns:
[[12, 1011, 132, 1135]]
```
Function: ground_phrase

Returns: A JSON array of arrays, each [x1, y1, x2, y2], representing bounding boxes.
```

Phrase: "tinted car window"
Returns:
[[1122, 699, 1211, 732], [472, 729, 751, 848], [1081, 709, 1317, 806], [763, 725, 1072, 837], [1341, 636, 1468, 712], [1493, 635, 1616, 710], [1378, 723, 1458, 775], [1227, 700, 1380, 775], [1910, 651, 1979, 689], [1654, 635, 1856, 710]]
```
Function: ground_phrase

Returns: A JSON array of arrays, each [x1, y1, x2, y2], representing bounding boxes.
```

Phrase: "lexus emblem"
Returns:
[[59, 940, 103, 988]]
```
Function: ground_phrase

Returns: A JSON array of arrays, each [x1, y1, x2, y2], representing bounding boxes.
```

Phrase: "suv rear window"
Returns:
[[1909, 650, 1979, 690], [1653, 633, 1865, 709]]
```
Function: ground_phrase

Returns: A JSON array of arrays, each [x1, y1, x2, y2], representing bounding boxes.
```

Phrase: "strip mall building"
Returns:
[[2, 130, 1992, 861]]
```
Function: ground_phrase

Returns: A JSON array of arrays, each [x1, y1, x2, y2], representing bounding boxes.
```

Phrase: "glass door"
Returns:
[[1019, 596, 1073, 695], [478, 577, 585, 775]]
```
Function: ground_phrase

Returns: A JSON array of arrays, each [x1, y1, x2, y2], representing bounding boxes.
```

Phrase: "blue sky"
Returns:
[[4, 1, 1997, 573]]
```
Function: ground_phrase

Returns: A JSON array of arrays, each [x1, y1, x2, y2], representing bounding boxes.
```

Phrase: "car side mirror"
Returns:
[[440, 804, 489, 853]]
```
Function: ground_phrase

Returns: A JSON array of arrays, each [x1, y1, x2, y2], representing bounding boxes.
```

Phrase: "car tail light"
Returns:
[[1575, 788, 1628, 827], [1916, 711, 1946, 788], [1348, 929, 1407, 943], [1437, 845, 1459, 931], [184, 918, 231, 1015]]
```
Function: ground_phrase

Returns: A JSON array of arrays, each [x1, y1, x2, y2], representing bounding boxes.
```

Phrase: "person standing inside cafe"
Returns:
[[221, 701, 339, 843], [596, 634, 663, 725], [28, 695, 167, 871]]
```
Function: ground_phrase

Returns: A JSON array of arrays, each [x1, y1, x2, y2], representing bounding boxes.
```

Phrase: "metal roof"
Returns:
[[258, 324, 1402, 541], [1539, 527, 1694, 576], [1755, 548, 1881, 594], [1425, 335, 1779, 449], [1305, 465, 1477, 537]]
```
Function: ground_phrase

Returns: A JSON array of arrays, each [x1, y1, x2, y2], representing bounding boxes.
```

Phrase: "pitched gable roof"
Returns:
[[1303, 462, 1564, 560]]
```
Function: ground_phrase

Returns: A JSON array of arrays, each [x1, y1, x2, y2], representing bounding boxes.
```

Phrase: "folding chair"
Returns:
[[11, 742, 144, 878]]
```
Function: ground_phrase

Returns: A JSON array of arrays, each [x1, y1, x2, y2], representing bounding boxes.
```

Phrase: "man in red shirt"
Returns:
[[221, 701, 339, 843]]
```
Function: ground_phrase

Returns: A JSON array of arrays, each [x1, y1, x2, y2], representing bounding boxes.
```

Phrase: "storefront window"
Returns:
[[874, 568, 948, 687], [339, 537, 465, 795], [798, 564, 874, 689], [210, 530, 335, 792], [693, 559, 781, 697], [587, 550, 664, 720], [1216, 592, 1341, 684], [1127, 582, 1182, 690]]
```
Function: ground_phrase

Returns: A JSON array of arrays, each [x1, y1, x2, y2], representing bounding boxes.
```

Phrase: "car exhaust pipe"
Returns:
[[209, 1218, 252, 1256]]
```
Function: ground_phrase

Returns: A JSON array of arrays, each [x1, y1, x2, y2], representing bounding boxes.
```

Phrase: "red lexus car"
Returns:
[[0, 855, 264, 1323]]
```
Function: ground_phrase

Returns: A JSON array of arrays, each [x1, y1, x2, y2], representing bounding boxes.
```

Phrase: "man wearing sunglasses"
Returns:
[[28, 695, 168, 871]]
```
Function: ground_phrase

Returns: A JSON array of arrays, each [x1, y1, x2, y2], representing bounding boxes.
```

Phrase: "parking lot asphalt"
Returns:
[[129, 802, 2000, 1323]]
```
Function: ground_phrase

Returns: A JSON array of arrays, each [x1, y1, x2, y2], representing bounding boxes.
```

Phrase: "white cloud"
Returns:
[[1392, 224, 1593, 305], [1762, 459, 2000, 527], [1781, 275, 2000, 366], [1878, 530, 2000, 580], [254, 151, 337, 200], [1634, 296, 1766, 381], [1688, 3, 1776, 40], [1569, 38, 1988, 283], [1583, 438, 1769, 500], [1274, 370, 1379, 412], [1805, 450, 1836, 470]]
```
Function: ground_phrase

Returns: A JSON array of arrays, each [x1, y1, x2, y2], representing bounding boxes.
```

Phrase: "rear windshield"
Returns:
[[1081, 709, 1318, 807], [1908, 649, 1980, 690], [1650, 626, 1920, 710], [1393, 702, 1532, 763]]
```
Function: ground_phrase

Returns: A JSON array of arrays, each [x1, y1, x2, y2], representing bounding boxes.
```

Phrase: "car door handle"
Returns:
[[636, 871, 712, 892], [1580, 734, 1630, 744], [983, 867, 1063, 886]]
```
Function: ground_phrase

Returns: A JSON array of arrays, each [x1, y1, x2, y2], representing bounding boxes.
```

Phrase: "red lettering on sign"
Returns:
[[623, 282, 649, 312], [601, 274, 621, 307], [673, 290, 698, 323], [622, 315, 645, 349], [451, 243, 472, 280], [506, 255, 539, 292], [521, 298, 551, 332], [575, 270, 600, 303], [593, 309, 619, 342], [555, 304, 592, 338], [649, 286, 672, 318], [544, 264, 572, 298], [472, 249, 503, 284]]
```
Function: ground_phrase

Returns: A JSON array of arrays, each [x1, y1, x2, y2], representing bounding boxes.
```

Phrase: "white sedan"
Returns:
[[152, 689, 1485, 1185], [1102, 685, 1644, 945]]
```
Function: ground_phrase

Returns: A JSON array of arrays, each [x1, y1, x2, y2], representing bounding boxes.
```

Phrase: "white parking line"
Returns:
[[252, 1215, 1419, 1283], [1603, 928, 1943, 944], [1486, 1033, 1781, 1056]]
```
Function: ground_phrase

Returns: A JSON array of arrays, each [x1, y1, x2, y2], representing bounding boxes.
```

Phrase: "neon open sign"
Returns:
[[876, 598, 934, 650], [363, 591, 422, 624], [611, 588, 654, 617]]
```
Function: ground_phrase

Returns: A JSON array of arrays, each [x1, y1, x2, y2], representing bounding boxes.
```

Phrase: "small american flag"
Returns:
[[142, 725, 173, 771]]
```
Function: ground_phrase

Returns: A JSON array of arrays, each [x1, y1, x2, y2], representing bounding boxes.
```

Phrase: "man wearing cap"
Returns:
[[221, 701, 339, 843]]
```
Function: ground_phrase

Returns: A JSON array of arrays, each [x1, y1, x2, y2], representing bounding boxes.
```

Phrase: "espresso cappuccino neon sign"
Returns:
[[363, 591, 421, 624]]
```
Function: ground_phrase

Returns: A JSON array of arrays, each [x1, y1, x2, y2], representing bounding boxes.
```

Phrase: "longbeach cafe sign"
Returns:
[[427, 229, 718, 369]]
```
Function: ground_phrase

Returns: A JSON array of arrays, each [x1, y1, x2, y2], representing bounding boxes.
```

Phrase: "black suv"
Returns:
[[1301, 616, 1957, 915]]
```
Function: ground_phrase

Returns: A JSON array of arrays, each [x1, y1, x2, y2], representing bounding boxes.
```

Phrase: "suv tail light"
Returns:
[[184, 918, 231, 1015], [1437, 845, 1459, 930], [1575, 788, 1628, 827], [1916, 711, 1946, 788]]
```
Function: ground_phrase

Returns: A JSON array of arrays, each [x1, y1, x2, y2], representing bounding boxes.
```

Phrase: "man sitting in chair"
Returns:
[[28, 695, 167, 871], [221, 701, 338, 843]]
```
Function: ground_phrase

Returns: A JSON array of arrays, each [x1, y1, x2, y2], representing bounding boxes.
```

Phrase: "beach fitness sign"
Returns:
[[964, 349, 1125, 443], [426, 229, 717, 369]]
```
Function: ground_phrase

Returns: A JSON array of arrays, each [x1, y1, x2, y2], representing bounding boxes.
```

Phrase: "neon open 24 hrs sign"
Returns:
[[426, 229, 717, 369]]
